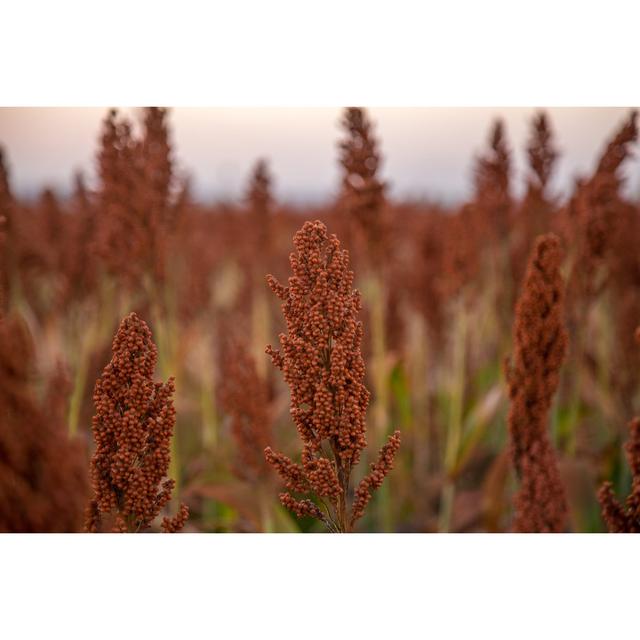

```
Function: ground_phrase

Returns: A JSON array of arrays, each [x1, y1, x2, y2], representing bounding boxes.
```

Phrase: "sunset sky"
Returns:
[[0, 107, 638, 205]]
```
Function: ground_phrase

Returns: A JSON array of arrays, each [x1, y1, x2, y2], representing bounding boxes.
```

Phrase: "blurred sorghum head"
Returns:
[[505, 233, 568, 532], [0, 313, 87, 532], [219, 333, 273, 482]]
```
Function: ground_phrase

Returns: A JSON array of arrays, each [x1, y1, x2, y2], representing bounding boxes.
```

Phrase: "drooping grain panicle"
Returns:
[[264, 220, 400, 531], [505, 233, 569, 532], [85, 312, 188, 532]]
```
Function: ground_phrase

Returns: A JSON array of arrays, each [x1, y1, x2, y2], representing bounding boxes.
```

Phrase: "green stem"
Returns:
[[438, 481, 456, 533], [68, 331, 91, 437], [258, 486, 274, 533], [252, 285, 271, 381], [151, 287, 181, 499], [366, 273, 393, 531], [439, 300, 468, 532]]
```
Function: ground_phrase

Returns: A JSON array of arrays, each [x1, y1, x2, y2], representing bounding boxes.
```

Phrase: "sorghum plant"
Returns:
[[559, 111, 638, 430], [598, 415, 640, 532], [0, 313, 87, 532], [38, 188, 64, 278], [95, 109, 140, 283], [139, 107, 173, 219], [246, 158, 274, 252], [407, 210, 447, 344], [564, 110, 637, 304], [527, 112, 558, 196], [608, 206, 640, 414], [597, 327, 640, 532], [511, 112, 559, 288], [474, 119, 512, 243], [60, 171, 98, 305], [137, 106, 176, 283], [219, 333, 273, 482], [244, 159, 277, 381], [264, 220, 400, 532], [474, 120, 515, 337], [440, 203, 481, 301], [85, 312, 188, 532], [96, 107, 177, 288], [602, 112, 640, 411], [338, 107, 388, 264], [338, 107, 394, 503], [505, 233, 569, 532]]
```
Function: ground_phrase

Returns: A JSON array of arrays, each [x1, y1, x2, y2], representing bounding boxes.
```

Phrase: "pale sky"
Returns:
[[0, 108, 638, 205]]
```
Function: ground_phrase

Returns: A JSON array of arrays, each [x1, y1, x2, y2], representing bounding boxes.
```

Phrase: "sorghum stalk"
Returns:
[[406, 310, 430, 489], [246, 159, 275, 381], [150, 292, 182, 497], [251, 285, 271, 380], [439, 297, 468, 532], [338, 108, 394, 529], [362, 272, 394, 530], [67, 318, 99, 437], [199, 330, 218, 449]]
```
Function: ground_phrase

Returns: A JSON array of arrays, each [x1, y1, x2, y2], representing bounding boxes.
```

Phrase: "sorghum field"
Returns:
[[2, 106, 640, 533]]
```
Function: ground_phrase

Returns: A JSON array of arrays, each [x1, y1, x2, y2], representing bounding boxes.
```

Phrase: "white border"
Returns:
[[1, 1, 639, 106], [1, 534, 638, 639]]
